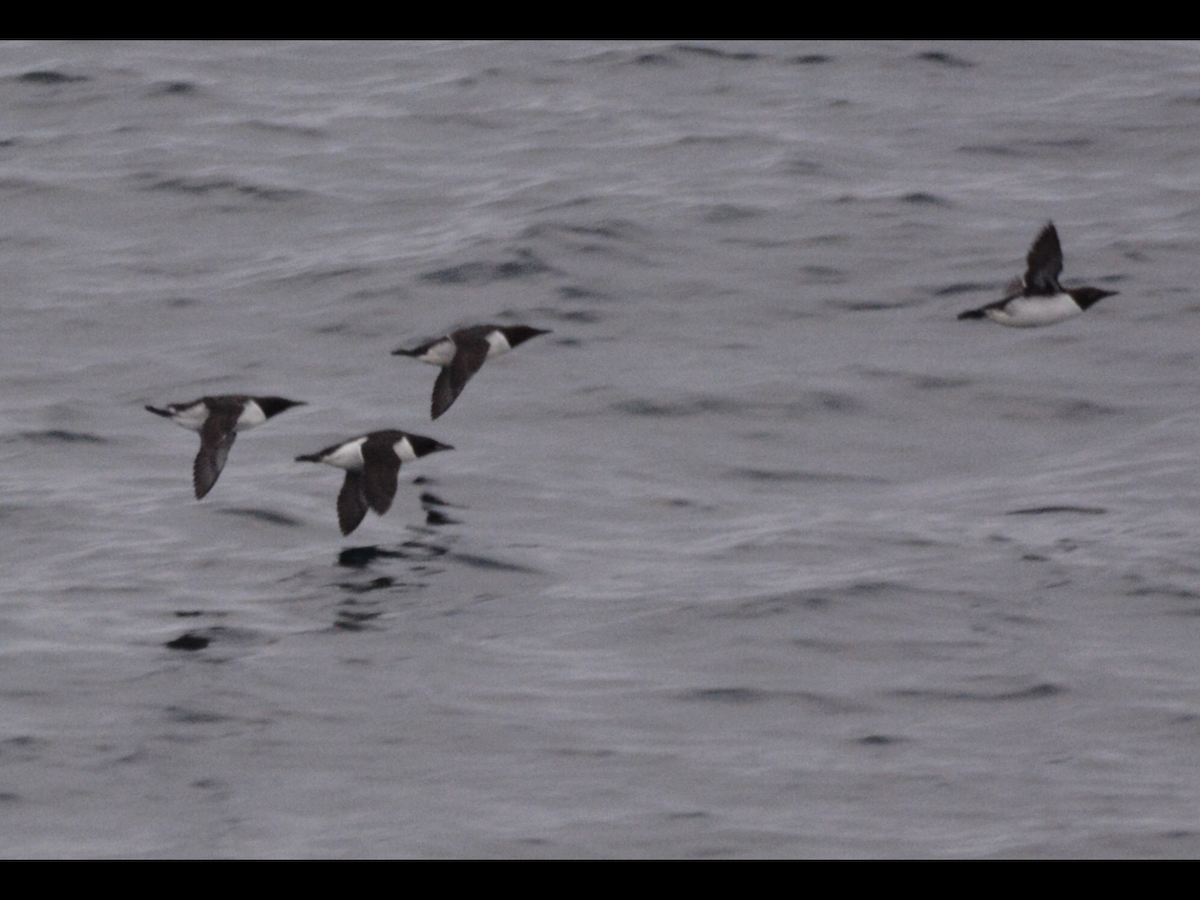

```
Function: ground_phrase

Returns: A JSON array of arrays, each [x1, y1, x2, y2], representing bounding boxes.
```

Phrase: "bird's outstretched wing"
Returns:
[[1023, 223, 1063, 295], [193, 411, 238, 499], [362, 442, 401, 516], [337, 470, 370, 535], [431, 337, 489, 419]]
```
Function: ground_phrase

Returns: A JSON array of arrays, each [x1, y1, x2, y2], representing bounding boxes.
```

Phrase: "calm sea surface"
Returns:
[[3, 41, 1200, 857]]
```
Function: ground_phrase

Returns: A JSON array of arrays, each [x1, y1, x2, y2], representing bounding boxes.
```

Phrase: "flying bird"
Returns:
[[957, 222, 1117, 327], [295, 430, 453, 535], [392, 324, 551, 419], [146, 395, 305, 499]]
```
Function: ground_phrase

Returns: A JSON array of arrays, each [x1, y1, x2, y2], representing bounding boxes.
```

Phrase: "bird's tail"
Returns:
[[145, 405, 172, 418], [295, 452, 323, 463], [957, 308, 987, 320]]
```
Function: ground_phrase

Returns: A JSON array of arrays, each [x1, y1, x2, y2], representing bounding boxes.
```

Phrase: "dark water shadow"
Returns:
[[913, 50, 976, 68], [163, 625, 274, 655], [219, 507, 304, 527], [858, 734, 905, 746], [899, 191, 950, 206], [728, 467, 888, 486], [675, 686, 860, 713], [890, 682, 1064, 702], [448, 552, 539, 573], [337, 540, 448, 569], [790, 54, 832, 65], [150, 80, 197, 96], [166, 633, 209, 651], [673, 44, 762, 62], [17, 430, 106, 444], [420, 490, 463, 527], [934, 281, 992, 296], [419, 248, 552, 285], [330, 535, 451, 630], [140, 174, 305, 203], [16, 70, 89, 85], [1006, 506, 1107, 516]]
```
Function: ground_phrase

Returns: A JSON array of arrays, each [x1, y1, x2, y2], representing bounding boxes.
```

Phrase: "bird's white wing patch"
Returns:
[[236, 400, 268, 430], [485, 330, 512, 357], [395, 436, 417, 463]]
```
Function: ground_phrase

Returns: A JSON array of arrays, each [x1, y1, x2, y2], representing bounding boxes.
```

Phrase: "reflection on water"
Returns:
[[420, 490, 462, 527], [336, 539, 448, 569], [334, 535, 449, 630]]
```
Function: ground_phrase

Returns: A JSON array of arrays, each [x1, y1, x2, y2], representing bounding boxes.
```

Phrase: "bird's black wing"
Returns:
[[193, 411, 239, 499], [431, 336, 489, 419], [362, 441, 401, 516], [1023, 223, 1063, 295], [337, 470, 370, 535]]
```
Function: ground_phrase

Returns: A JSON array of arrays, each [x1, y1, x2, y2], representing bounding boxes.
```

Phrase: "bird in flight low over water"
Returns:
[[295, 429, 453, 535], [392, 324, 551, 419], [146, 395, 305, 499], [957, 222, 1117, 327]]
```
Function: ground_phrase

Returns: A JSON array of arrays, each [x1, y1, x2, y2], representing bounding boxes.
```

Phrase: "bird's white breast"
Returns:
[[323, 437, 368, 470], [420, 339, 458, 367], [171, 403, 210, 432], [987, 294, 1082, 327]]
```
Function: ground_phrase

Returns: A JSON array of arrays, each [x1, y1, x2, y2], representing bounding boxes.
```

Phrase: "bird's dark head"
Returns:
[[255, 397, 306, 418], [406, 434, 454, 458], [501, 325, 551, 348], [1070, 287, 1118, 310]]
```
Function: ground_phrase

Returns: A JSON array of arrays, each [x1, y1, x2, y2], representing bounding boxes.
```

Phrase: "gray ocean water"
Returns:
[[2, 40, 1200, 857]]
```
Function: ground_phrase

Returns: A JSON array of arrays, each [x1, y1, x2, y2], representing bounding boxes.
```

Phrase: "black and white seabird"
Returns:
[[957, 222, 1118, 327], [146, 395, 305, 499], [295, 430, 453, 535], [392, 324, 551, 419]]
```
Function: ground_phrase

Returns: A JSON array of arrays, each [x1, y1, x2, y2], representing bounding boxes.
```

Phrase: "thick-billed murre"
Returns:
[[957, 222, 1117, 327], [392, 324, 551, 419], [146, 395, 305, 499], [295, 430, 453, 535]]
